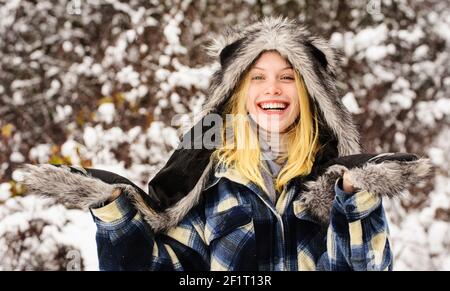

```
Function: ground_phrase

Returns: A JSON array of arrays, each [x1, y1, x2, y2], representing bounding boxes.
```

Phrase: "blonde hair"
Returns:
[[212, 67, 321, 194]]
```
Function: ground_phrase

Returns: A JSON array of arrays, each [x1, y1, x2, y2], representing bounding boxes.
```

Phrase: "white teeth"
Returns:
[[260, 102, 287, 109]]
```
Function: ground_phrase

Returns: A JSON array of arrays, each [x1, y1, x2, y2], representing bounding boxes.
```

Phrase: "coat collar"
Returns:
[[205, 163, 317, 218]]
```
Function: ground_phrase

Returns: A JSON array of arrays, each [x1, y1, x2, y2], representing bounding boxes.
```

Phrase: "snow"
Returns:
[[100, 126, 126, 147], [167, 60, 216, 91], [54, 105, 73, 123], [158, 98, 169, 108], [155, 68, 170, 83], [30, 50, 44, 60], [0, 183, 12, 202], [342, 92, 362, 114], [28, 144, 52, 164], [83, 127, 98, 149], [12, 92, 25, 105], [11, 169, 25, 183], [329, 32, 344, 50], [164, 20, 181, 46], [159, 55, 171, 67], [10, 151, 24, 163], [435, 19, 450, 44], [11, 78, 41, 90], [0, 195, 98, 270], [428, 222, 448, 255], [91, 63, 103, 76], [170, 92, 180, 104], [147, 121, 179, 149], [365, 44, 395, 62], [389, 91, 415, 110], [117, 65, 140, 87], [127, 126, 141, 141], [97, 103, 116, 124], [140, 44, 148, 54], [416, 99, 450, 127], [398, 26, 425, 45], [0, 0, 21, 29], [67, 122, 178, 190], [101, 83, 112, 97], [137, 84, 148, 97], [394, 132, 406, 149], [145, 16, 158, 27], [392, 77, 410, 90], [386, 127, 450, 270], [191, 19, 203, 36], [163, 13, 188, 56], [413, 44, 429, 61], [372, 64, 396, 82], [354, 24, 388, 51], [62, 40, 73, 52], [429, 175, 450, 209], [160, 81, 171, 93], [61, 139, 83, 165], [365, 45, 388, 62], [428, 147, 445, 167]]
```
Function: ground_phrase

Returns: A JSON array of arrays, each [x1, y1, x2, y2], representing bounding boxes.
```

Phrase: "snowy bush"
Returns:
[[0, 195, 97, 270]]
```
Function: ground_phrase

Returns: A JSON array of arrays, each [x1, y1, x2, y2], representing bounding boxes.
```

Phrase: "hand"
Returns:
[[342, 171, 356, 193]]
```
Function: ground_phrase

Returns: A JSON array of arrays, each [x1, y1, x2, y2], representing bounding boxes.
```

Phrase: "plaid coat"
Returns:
[[91, 164, 393, 271]]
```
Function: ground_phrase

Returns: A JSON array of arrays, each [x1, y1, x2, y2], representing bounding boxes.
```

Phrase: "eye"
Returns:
[[251, 75, 264, 80], [281, 75, 294, 80]]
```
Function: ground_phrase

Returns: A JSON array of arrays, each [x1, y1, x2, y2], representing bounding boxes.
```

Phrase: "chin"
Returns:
[[262, 123, 286, 133]]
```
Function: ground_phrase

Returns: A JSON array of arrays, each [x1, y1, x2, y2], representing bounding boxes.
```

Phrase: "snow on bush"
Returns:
[[0, 195, 97, 270]]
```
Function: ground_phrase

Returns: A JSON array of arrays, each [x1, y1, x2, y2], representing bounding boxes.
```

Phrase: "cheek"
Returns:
[[285, 87, 299, 114], [246, 93, 257, 113], [291, 100, 300, 117]]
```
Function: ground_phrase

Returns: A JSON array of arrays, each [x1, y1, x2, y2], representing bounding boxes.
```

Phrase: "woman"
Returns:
[[21, 16, 431, 271]]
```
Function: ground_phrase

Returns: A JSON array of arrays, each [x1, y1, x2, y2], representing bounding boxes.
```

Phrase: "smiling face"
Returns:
[[246, 51, 300, 133]]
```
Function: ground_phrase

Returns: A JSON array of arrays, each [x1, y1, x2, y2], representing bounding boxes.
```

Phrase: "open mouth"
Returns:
[[257, 101, 290, 113]]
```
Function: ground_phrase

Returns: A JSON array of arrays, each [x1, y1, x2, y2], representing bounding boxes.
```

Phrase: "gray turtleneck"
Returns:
[[249, 117, 288, 204]]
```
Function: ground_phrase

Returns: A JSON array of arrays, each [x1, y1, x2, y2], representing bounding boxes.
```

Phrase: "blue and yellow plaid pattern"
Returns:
[[91, 167, 393, 271]]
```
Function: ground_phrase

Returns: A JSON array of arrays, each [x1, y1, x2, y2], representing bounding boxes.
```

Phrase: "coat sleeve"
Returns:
[[91, 189, 210, 271], [18, 163, 210, 271], [319, 178, 393, 271]]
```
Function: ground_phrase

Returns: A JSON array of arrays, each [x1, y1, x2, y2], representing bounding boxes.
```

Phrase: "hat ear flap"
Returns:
[[307, 38, 341, 75], [304, 41, 329, 69], [219, 38, 244, 67]]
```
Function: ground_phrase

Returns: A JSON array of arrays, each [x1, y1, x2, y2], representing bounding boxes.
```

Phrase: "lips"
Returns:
[[257, 100, 290, 114]]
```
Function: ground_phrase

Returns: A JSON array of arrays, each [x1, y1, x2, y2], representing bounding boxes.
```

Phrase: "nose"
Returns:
[[264, 83, 282, 96]]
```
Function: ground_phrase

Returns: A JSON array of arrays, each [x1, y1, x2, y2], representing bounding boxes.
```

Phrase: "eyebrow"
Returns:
[[251, 66, 293, 71]]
